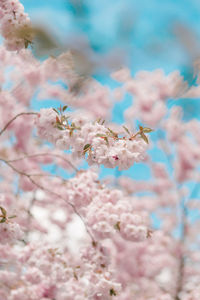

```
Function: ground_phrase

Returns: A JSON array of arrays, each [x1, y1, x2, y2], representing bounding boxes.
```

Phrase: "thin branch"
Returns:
[[25, 192, 36, 242], [175, 179, 200, 299], [175, 197, 187, 299], [0, 158, 96, 245], [7, 152, 78, 172], [156, 130, 187, 299], [0, 112, 78, 172], [0, 112, 38, 136]]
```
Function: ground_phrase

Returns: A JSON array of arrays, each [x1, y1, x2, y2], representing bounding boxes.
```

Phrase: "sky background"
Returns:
[[18, 1, 200, 188], [20, 0, 200, 120], [20, 0, 200, 73]]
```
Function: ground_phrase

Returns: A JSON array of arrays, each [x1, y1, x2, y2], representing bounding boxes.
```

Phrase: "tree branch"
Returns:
[[0, 112, 38, 136], [0, 157, 96, 245], [7, 152, 78, 172]]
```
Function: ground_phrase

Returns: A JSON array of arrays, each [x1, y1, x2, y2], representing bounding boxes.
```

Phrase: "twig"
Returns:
[[0, 158, 96, 245], [175, 197, 187, 300], [0, 112, 38, 136], [7, 152, 78, 172], [156, 130, 187, 299]]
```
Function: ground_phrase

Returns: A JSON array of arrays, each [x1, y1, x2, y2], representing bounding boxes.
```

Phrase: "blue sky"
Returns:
[[21, 0, 200, 73], [17, 1, 200, 191]]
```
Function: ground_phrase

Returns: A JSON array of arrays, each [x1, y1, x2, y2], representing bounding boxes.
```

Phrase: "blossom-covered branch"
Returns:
[[36, 106, 152, 170]]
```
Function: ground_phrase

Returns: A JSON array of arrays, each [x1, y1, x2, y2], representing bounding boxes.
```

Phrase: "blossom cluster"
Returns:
[[110, 230, 180, 300], [0, 220, 23, 244], [0, 243, 121, 300], [36, 108, 150, 170], [0, 205, 23, 244], [179, 255, 200, 300], [111, 68, 187, 127], [0, 0, 32, 51], [0, 3, 200, 298], [64, 170, 150, 242]]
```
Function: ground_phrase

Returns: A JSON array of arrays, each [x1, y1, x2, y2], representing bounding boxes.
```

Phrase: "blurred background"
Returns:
[[19, 0, 200, 183], [20, 0, 200, 74], [20, 0, 200, 121]]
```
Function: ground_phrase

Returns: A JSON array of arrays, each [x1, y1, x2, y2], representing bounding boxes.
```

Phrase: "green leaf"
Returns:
[[114, 221, 120, 231], [0, 206, 7, 218], [52, 108, 59, 115], [8, 215, 17, 219], [122, 125, 130, 135], [96, 133, 107, 138], [107, 128, 118, 137], [95, 134, 109, 144], [0, 217, 6, 223], [56, 125, 64, 130], [110, 288, 117, 296], [74, 272, 78, 280], [140, 132, 149, 144], [142, 127, 153, 133], [83, 144, 91, 153], [62, 105, 68, 112]]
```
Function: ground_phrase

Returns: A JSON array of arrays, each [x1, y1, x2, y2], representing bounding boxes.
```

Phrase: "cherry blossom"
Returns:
[[0, 2, 200, 299]]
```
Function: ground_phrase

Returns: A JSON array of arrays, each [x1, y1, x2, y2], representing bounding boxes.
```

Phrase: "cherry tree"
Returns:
[[0, 1, 200, 299]]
